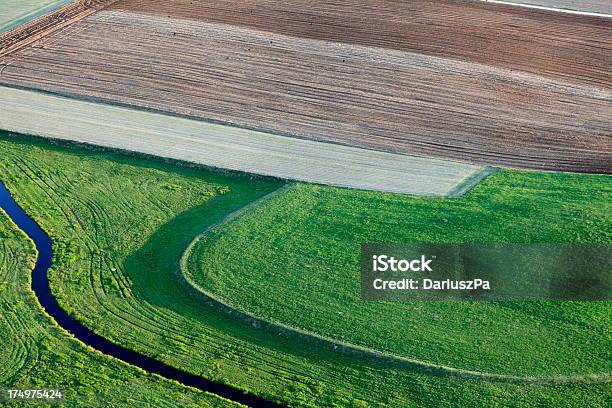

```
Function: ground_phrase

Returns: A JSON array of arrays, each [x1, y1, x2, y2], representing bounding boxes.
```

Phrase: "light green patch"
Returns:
[[187, 171, 612, 376], [0, 0, 70, 33]]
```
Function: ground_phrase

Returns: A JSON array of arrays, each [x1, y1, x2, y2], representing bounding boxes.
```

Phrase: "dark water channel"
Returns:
[[0, 182, 281, 408]]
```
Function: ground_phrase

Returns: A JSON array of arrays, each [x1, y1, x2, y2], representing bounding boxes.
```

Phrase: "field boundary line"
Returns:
[[176, 188, 611, 385], [477, 0, 612, 17], [0, 0, 72, 34], [0, 81, 482, 171], [0, 0, 119, 59], [447, 166, 499, 197], [0, 85, 485, 196]]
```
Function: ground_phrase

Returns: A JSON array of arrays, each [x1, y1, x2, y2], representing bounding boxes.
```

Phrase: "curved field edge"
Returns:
[[179, 184, 609, 384], [1, 134, 610, 407], [0, 208, 242, 407], [184, 173, 612, 377]]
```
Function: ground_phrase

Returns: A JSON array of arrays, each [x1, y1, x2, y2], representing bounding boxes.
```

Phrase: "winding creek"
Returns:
[[0, 182, 281, 408]]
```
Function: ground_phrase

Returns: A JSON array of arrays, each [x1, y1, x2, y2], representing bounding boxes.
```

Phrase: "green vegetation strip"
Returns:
[[0, 208, 241, 407], [0, 133, 610, 407], [185, 172, 612, 378]]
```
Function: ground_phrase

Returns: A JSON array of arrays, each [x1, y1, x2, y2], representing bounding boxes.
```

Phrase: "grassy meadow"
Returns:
[[186, 171, 612, 376], [0, 133, 609, 407]]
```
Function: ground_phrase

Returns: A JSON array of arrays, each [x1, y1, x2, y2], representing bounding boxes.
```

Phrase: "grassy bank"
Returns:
[[0, 209, 240, 407]]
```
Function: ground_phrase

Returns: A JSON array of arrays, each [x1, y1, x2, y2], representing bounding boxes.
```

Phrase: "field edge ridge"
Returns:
[[176, 186, 611, 385]]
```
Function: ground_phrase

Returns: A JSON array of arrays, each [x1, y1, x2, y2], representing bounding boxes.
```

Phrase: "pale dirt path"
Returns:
[[479, 0, 612, 16]]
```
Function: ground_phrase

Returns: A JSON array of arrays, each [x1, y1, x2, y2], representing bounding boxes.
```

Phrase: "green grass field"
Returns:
[[0, 208, 240, 407], [0, 133, 610, 407], [185, 172, 612, 377]]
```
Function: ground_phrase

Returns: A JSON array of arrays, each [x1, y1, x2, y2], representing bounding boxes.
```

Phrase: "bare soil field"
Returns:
[[0, 0, 610, 173], [111, 0, 611, 88]]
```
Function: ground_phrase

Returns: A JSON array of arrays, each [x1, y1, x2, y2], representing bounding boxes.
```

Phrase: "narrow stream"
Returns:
[[0, 182, 281, 408]]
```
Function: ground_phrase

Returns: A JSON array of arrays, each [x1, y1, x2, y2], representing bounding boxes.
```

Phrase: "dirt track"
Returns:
[[486, 0, 612, 14], [0, 0, 610, 173]]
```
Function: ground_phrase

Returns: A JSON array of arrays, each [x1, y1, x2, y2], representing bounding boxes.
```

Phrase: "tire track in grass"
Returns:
[[14, 163, 192, 346], [108, 182, 334, 387], [5, 168, 143, 337], [47, 173, 294, 375], [75, 195, 242, 352], [0, 181, 284, 408], [84, 192, 197, 327], [0, 242, 35, 384], [13, 161, 162, 339], [85, 183, 323, 392]]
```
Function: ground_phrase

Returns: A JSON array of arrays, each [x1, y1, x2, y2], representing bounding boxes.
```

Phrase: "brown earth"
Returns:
[[0, 0, 610, 173], [0, 1, 119, 58], [111, 0, 612, 88]]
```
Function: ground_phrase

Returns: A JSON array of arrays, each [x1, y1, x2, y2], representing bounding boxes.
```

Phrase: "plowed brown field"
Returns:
[[0, 0, 610, 172], [113, 0, 611, 88], [0, 0, 117, 57]]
